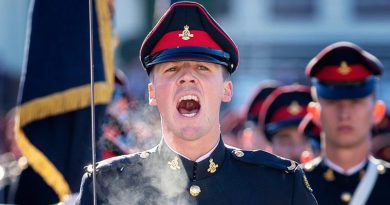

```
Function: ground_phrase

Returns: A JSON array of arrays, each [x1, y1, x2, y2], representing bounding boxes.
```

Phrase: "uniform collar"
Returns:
[[323, 157, 367, 176], [157, 137, 226, 181]]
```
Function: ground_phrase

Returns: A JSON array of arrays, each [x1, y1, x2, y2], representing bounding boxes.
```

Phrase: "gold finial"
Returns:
[[287, 101, 302, 116], [207, 158, 219, 174], [338, 61, 352, 75], [189, 185, 201, 197], [323, 169, 335, 181], [168, 156, 181, 170], [178, 25, 194, 40]]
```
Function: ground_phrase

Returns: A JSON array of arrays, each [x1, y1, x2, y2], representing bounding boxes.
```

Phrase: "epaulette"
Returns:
[[84, 147, 157, 175], [228, 147, 298, 173], [301, 156, 322, 172]]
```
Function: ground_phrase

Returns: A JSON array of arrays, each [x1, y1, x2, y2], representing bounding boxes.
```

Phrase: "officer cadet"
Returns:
[[76, 2, 317, 204], [221, 81, 279, 150], [303, 41, 390, 205], [259, 84, 315, 163]]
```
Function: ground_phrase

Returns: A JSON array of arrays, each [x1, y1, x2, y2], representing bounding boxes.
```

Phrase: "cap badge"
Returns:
[[338, 61, 352, 75], [179, 25, 194, 40], [207, 158, 219, 174], [168, 156, 181, 170], [287, 101, 302, 116]]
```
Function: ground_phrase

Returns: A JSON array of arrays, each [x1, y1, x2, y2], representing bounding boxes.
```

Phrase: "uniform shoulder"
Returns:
[[371, 157, 390, 175], [301, 156, 322, 172], [84, 147, 157, 174], [226, 145, 298, 173]]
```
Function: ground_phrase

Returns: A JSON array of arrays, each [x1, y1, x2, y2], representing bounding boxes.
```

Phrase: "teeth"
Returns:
[[179, 95, 198, 102], [182, 113, 197, 118]]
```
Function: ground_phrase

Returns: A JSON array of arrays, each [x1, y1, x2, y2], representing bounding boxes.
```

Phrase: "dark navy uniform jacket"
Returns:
[[303, 157, 390, 205], [77, 139, 317, 205]]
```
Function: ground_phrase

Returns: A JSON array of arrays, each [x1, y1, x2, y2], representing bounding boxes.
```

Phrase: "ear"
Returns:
[[373, 100, 386, 125], [148, 83, 157, 106], [307, 101, 321, 125], [222, 81, 233, 102]]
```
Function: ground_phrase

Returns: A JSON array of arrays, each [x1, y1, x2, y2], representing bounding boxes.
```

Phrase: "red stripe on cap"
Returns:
[[270, 105, 307, 124], [315, 64, 372, 81], [151, 30, 222, 54], [249, 101, 265, 117]]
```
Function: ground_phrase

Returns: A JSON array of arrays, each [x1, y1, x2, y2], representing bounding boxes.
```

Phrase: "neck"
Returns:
[[163, 130, 220, 161], [324, 139, 370, 171]]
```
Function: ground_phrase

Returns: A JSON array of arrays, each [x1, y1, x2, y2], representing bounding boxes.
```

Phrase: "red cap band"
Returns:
[[270, 105, 307, 123], [151, 30, 222, 54], [315, 64, 372, 81]]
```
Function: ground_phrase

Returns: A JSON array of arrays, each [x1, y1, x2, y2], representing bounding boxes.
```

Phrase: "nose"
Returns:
[[177, 67, 197, 85], [337, 101, 351, 120]]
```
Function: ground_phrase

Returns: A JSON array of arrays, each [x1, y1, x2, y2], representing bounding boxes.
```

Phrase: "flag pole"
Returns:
[[88, 0, 97, 204]]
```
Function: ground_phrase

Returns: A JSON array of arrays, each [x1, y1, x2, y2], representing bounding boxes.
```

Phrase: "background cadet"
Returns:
[[303, 41, 390, 205], [259, 84, 315, 163]]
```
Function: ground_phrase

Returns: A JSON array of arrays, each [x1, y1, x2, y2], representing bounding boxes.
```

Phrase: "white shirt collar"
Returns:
[[164, 137, 220, 163], [324, 157, 367, 176]]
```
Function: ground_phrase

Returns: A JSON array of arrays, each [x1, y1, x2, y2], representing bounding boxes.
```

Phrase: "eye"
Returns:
[[198, 65, 209, 71], [164, 67, 177, 73]]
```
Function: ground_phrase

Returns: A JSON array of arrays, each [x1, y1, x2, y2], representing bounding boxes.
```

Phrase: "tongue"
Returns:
[[178, 100, 200, 115]]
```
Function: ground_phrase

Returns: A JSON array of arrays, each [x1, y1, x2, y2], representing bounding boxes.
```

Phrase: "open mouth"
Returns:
[[176, 95, 201, 118]]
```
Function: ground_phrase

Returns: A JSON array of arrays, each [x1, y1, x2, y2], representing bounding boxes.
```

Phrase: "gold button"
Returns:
[[139, 152, 150, 159], [86, 165, 94, 173], [233, 150, 244, 157], [341, 192, 352, 203], [189, 185, 201, 197], [377, 164, 386, 175], [304, 163, 314, 172]]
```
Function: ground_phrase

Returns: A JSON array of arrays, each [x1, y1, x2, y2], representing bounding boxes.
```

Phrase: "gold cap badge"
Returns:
[[338, 61, 352, 75], [287, 101, 302, 116], [179, 25, 194, 40]]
